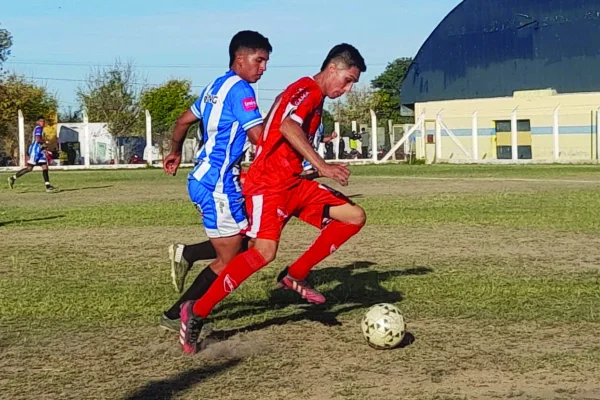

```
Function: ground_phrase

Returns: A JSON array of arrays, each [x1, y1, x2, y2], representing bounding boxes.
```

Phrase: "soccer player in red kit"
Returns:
[[179, 44, 367, 354]]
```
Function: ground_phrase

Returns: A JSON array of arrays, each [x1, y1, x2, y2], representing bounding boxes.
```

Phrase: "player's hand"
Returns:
[[330, 132, 338, 139], [318, 163, 350, 186], [163, 152, 182, 176]]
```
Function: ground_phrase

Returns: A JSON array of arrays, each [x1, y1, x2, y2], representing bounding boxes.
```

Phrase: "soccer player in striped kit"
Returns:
[[8, 116, 56, 192], [160, 30, 271, 331]]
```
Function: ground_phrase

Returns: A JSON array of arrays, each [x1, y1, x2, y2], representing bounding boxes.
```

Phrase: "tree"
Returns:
[[140, 79, 196, 153], [0, 74, 58, 157], [0, 25, 12, 74], [322, 109, 335, 135], [370, 57, 413, 124], [58, 106, 81, 123], [77, 60, 144, 162], [329, 86, 375, 135], [140, 79, 197, 157]]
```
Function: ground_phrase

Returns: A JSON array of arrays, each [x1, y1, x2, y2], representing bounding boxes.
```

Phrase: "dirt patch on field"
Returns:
[[2, 223, 599, 280], [325, 175, 600, 198], [1, 319, 599, 400]]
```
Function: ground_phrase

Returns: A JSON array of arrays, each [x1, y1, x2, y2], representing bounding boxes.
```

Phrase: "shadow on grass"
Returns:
[[57, 185, 114, 193], [0, 215, 65, 227], [208, 261, 432, 345], [122, 359, 241, 400]]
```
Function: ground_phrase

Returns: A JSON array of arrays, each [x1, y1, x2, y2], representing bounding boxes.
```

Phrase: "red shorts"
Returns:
[[244, 179, 352, 241]]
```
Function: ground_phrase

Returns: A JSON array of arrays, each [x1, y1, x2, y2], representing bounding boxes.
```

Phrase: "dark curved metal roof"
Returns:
[[401, 0, 600, 105]]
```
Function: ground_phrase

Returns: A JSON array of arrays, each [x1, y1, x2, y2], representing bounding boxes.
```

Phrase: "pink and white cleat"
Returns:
[[277, 267, 326, 305], [179, 301, 205, 354]]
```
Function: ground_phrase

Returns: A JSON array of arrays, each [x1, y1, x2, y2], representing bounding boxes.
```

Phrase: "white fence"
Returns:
[[7, 104, 597, 172]]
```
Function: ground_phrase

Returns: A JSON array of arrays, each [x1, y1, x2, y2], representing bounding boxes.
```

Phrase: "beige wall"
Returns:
[[412, 90, 600, 161]]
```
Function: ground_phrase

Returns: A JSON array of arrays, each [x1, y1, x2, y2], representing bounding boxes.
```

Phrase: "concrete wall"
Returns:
[[413, 90, 600, 161]]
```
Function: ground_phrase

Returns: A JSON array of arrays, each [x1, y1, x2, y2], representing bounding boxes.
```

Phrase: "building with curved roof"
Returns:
[[399, 0, 600, 162]]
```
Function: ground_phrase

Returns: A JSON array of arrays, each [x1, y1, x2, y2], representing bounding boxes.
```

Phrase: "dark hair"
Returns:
[[321, 43, 366, 73], [229, 30, 272, 67], [36, 115, 45, 121]]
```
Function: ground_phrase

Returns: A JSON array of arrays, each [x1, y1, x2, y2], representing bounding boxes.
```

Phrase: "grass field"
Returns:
[[2, 164, 600, 400]]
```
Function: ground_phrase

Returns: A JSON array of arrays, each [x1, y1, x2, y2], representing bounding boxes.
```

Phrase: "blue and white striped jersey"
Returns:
[[189, 70, 262, 193], [32, 125, 44, 141]]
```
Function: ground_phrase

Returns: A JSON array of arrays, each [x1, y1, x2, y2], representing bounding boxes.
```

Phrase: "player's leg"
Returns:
[[161, 235, 244, 331], [278, 181, 366, 303], [163, 186, 249, 331], [168, 236, 250, 293], [7, 165, 33, 188], [40, 162, 55, 192], [8, 144, 37, 188], [179, 193, 284, 353]]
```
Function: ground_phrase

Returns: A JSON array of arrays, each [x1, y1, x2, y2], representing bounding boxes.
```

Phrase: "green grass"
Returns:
[[1, 164, 600, 329], [2, 164, 600, 399], [347, 163, 600, 178]]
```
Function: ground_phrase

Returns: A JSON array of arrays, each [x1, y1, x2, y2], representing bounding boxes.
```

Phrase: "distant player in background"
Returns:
[[302, 122, 337, 179], [7, 116, 56, 192]]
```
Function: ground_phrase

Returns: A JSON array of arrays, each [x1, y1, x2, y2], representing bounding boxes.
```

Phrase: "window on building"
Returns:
[[495, 119, 531, 132]]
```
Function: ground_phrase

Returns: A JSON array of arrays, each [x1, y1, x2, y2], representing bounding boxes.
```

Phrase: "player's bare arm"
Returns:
[[246, 124, 263, 145], [280, 117, 350, 186], [163, 109, 200, 176]]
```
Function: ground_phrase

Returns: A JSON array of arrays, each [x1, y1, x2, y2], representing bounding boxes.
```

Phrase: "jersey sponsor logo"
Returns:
[[242, 97, 257, 111], [291, 89, 310, 106], [203, 93, 219, 104]]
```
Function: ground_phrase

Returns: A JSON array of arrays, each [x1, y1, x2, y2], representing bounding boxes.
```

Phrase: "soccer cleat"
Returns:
[[7, 176, 15, 189], [277, 266, 326, 305], [45, 185, 56, 193], [179, 300, 205, 354], [160, 313, 213, 337], [159, 313, 181, 332], [169, 244, 190, 293]]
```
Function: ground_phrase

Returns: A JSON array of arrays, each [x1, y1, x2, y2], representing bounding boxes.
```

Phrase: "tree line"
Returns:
[[0, 24, 413, 158]]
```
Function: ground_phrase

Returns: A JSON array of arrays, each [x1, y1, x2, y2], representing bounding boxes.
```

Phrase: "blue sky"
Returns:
[[2, 0, 461, 113]]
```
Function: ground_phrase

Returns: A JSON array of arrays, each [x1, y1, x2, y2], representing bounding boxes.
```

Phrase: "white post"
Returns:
[[380, 116, 423, 162], [18, 109, 25, 167], [471, 111, 479, 161], [334, 121, 341, 160], [388, 119, 395, 160], [369, 110, 378, 162], [435, 112, 442, 161], [420, 111, 426, 158], [553, 105, 560, 161], [440, 121, 471, 158], [351, 120, 357, 133], [144, 110, 153, 165], [82, 109, 90, 167], [596, 108, 600, 160], [511, 107, 518, 161]]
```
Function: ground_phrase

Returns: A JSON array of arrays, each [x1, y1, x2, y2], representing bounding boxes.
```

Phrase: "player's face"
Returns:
[[326, 64, 361, 99], [237, 49, 270, 83], [37, 119, 46, 127]]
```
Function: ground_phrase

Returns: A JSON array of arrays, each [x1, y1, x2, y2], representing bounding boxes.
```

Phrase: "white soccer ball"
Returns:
[[361, 303, 406, 349]]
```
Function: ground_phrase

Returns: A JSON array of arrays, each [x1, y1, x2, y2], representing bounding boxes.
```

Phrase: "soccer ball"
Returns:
[[361, 303, 406, 349]]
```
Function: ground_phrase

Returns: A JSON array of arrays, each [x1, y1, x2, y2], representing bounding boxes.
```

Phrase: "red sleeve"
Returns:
[[286, 85, 321, 126]]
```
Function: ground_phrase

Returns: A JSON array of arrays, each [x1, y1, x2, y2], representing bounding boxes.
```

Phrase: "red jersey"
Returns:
[[244, 77, 324, 195]]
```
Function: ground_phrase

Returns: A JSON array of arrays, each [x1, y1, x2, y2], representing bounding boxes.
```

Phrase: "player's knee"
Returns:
[[257, 247, 276, 264], [347, 205, 366, 226], [253, 242, 277, 264]]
